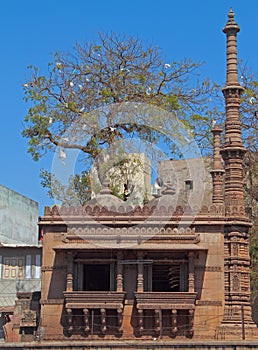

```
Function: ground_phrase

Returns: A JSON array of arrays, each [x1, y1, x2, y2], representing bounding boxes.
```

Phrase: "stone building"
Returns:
[[5, 9, 258, 344], [0, 185, 41, 341], [156, 156, 213, 208]]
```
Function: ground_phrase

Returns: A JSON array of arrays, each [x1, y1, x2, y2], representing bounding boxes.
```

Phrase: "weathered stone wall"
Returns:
[[1, 340, 258, 349]]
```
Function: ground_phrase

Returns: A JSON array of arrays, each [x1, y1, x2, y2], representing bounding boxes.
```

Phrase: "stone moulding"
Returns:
[[61, 227, 201, 246], [43, 203, 225, 219], [135, 292, 197, 310], [63, 291, 126, 309]]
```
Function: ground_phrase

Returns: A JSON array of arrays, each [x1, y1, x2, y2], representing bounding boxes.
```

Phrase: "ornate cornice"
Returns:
[[41, 203, 225, 220]]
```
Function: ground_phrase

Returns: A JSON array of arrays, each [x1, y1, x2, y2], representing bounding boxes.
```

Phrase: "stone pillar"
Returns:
[[171, 309, 177, 336], [100, 308, 107, 334], [116, 251, 123, 292], [67, 308, 73, 334], [137, 252, 144, 292], [188, 252, 195, 293], [154, 309, 160, 333], [138, 309, 144, 334], [210, 126, 225, 204], [188, 309, 194, 337], [83, 308, 90, 333], [66, 252, 73, 292]]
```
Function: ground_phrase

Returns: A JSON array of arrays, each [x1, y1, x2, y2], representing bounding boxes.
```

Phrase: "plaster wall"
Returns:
[[0, 185, 38, 245]]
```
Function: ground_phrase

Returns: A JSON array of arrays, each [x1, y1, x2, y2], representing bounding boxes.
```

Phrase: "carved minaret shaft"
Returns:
[[217, 10, 256, 338], [221, 8, 246, 217], [210, 126, 224, 203]]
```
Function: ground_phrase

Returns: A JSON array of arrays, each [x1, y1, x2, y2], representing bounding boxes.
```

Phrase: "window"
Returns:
[[185, 180, 193, 191], [35, 254, 41, 278], [83, 264, 110, 291], [25, 255, 31, 279], [151, 264, 188, 292], [3, 257, 24, 279], [152, 264, 180, 292]]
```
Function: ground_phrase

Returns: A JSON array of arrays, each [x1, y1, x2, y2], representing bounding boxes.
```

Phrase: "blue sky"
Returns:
[[0, 0, 257, 215]]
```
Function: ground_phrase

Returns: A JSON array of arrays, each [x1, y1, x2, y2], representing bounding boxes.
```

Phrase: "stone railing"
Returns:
[[135, 292, 197, 336], [63, 291, 125, 309], [42, 203, 225, 219], [63, 291, 126, 335]]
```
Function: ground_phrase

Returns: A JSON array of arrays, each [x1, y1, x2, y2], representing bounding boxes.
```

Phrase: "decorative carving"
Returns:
[[232, 274, 240, 292], [20, 310, 36, 326], [83, 308, 90, 333], [197, 300, 222, 306], [154, 309, 160, 333], [117, 308, 123, 333], [67, 308, 73, 334], [138, 309, 144, 334], [195, 265, 222, 272], [100, 308, 107, 334], [42, 202, 226, 219], [188, 309, 194, 337], [66, 226, 197, 238]]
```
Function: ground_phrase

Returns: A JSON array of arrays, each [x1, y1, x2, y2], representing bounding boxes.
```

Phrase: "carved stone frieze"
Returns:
[[42, 203, 225, 219], [196, 300, 222, 306], [66, 226, 196, 237], [40, 299, 64, 305]]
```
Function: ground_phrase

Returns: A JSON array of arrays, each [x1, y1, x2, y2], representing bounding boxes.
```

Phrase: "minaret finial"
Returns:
[[223, 8, 238, 30], [222, 8, 241, 86]]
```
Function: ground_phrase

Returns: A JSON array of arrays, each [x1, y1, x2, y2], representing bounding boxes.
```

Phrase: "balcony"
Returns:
[[63, 291, 126, 309], [134, 292, 197, 336], [63, 291, 126, 335]]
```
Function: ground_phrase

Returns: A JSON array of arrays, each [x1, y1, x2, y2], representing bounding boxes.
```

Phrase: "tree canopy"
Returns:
[[22, 32, 219, 160]]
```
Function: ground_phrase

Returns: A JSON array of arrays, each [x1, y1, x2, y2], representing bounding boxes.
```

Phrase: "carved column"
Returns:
[[67, 308, 73, 334], [138, 309, 144, 334], [66, 252, 74, 292], [116, 251, 123, 292], [117, 308, 123, 333], [100, 308, 107, 334], [210, 126, 225, 203], [154, 309, 160, 333], [137, 252, 144, 292], [171, 309, 177, 336], [83, 308, 90, 333], [188, 309, 194, 337], [188, 252, 195, 293]]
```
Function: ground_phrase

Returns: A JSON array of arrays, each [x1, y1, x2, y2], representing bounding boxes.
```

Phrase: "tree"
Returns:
[[22, 32, 219, 205]]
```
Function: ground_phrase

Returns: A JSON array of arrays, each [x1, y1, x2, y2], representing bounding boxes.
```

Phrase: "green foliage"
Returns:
[[40, 169, 91, 205]]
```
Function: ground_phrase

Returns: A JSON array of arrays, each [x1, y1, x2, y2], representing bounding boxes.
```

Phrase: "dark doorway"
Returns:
[[123, 265, 137, 300], [83, 264, 110, 291]]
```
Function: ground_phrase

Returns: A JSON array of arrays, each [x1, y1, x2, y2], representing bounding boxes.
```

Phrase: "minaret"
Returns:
[[217, 9, 258, 339], [221, 8, 246, 218]]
